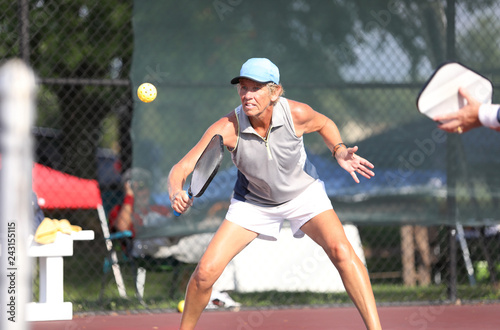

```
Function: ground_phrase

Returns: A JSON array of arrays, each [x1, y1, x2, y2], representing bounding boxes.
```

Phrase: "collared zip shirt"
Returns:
[[230, 97, 319, 206]]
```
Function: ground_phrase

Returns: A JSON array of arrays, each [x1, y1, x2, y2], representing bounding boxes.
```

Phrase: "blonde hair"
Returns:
[[267, 82, 284, 105]]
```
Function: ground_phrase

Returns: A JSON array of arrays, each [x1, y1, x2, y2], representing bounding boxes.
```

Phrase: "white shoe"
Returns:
[[205, 301, 219, 310], [210, 291, 241, 309]]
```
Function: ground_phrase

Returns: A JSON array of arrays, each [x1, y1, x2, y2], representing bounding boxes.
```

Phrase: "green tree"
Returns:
[[19, 0, 132, 178]]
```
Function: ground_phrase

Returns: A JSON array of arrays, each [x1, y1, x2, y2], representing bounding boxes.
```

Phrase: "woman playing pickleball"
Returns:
[[168, 58, 381, 330]]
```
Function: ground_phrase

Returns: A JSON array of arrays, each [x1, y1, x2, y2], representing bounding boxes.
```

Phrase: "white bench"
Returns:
[[27, 230, 94, 321]]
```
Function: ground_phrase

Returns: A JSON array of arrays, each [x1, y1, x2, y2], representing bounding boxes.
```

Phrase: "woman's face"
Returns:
[[238, 79, 279, 117]]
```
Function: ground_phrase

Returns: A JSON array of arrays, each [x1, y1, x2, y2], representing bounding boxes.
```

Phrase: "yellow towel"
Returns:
[[34, 218, 82, 244], [58, 219, 82, 234], [34, 218, 58, 244]]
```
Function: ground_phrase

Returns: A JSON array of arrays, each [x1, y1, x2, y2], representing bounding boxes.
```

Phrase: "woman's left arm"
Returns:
[[289, 100, 374, 183]]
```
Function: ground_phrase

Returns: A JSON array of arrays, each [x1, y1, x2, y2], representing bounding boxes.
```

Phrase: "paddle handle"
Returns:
[[173, 191, 192, 216]]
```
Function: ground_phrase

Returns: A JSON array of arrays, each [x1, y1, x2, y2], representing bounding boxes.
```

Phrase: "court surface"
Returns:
[[30, 303, 499, 329]]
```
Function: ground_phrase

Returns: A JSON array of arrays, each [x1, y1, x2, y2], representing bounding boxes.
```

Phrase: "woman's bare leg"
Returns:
[[300, 210, 382, 330], [179, 219, 258, 330]]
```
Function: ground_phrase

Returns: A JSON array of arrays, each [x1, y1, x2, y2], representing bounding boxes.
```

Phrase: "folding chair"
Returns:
[[98, 207, 195, 305], [98, 207, 146, 305]]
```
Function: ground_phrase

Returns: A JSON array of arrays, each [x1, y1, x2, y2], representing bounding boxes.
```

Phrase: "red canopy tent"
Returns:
[[32, 163, 102, 210], [0, 155, 102, 210], [30, 163, 130, 299]]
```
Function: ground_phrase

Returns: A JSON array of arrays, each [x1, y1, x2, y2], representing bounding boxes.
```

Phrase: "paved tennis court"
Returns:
[[30, 303, 499, 329]]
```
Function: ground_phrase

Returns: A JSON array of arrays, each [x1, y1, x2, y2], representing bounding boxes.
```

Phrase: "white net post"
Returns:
[[0, 59, 37, 330]]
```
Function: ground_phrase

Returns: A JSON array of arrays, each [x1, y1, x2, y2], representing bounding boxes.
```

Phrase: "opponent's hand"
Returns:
[[433, 87, 482, 134], [335, 146, 375, 183], [170, 191, 193, 215]]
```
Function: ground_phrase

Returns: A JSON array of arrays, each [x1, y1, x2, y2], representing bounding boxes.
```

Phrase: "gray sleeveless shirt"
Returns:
[[230, 97, 319, 206]]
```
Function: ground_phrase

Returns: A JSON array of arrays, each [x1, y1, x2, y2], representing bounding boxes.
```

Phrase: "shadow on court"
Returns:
[[30, 303, 500, 329]]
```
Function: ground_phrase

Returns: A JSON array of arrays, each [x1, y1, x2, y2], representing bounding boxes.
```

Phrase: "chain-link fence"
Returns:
[[1, 0, 500, 315]]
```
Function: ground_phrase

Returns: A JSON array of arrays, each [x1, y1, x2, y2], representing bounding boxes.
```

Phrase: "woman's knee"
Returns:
[[191, 261, 221, 289], [325, 241, 354, 267]]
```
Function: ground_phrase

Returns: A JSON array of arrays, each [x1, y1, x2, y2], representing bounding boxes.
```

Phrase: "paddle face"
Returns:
[[173, 134, 224, 216], [416, 62, 493, 121], [189, 134, 224, 198]]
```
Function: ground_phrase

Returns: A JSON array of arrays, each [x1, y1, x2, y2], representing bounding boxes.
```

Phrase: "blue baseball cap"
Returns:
[[231, 58, 280, 85]]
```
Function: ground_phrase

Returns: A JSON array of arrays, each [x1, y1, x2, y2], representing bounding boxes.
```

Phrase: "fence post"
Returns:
[[0, 59, 37, 329], [445, 0, 458, 303], [18, 0, 31, 64]]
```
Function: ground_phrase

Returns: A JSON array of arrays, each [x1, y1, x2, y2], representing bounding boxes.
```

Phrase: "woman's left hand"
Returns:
[[335, 145, 375, 183]]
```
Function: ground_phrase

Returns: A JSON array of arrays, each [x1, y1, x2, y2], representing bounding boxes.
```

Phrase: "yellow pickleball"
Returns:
[[177, 300, 185, 313], [137, 83, 157, 103]]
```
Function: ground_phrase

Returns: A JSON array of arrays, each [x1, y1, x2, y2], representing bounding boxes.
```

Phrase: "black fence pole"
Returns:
[[18, 0, 30, 64], [445, 0, 458, 303]]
